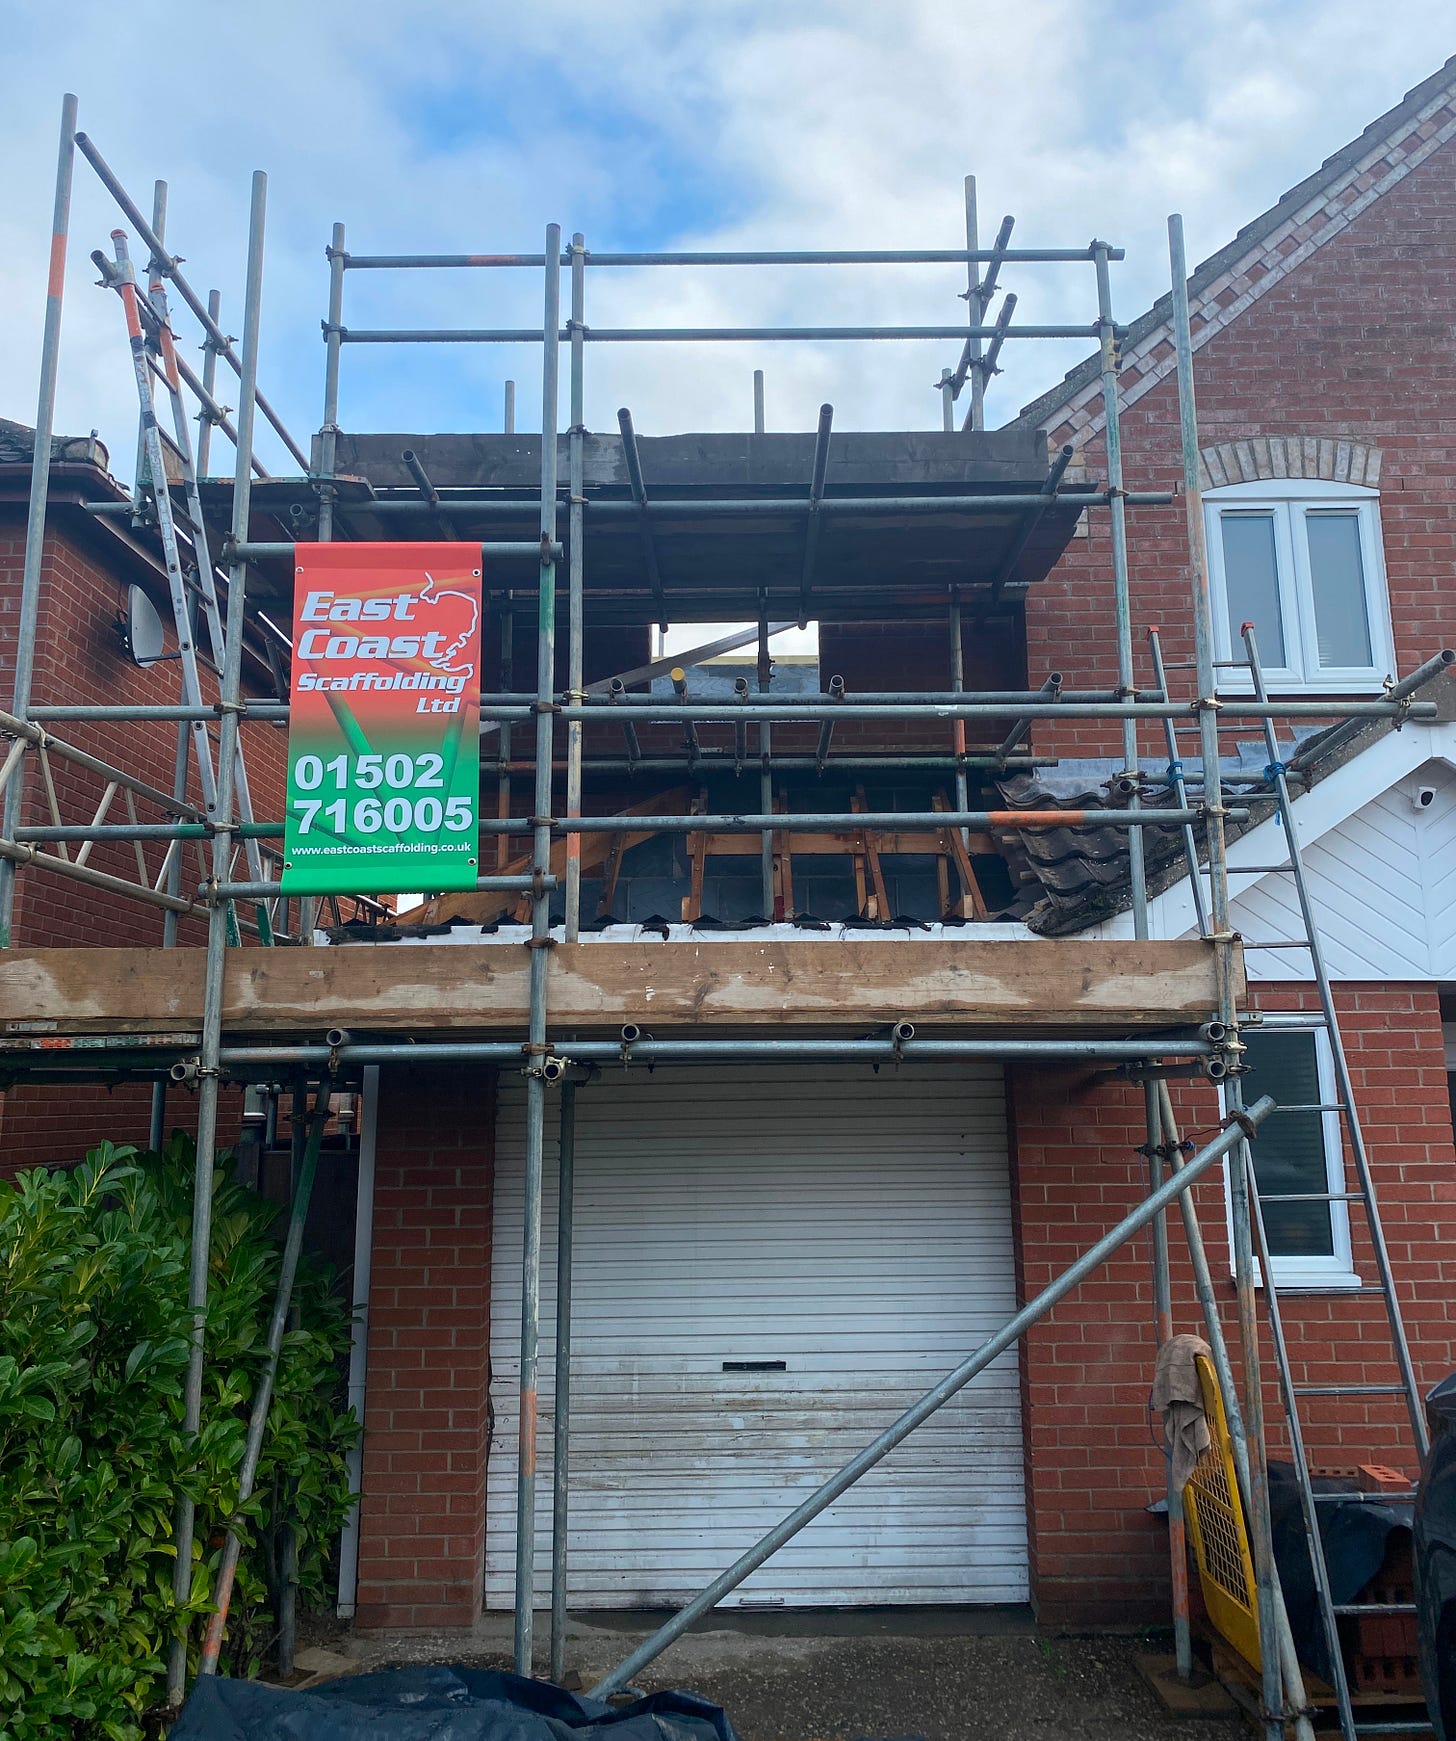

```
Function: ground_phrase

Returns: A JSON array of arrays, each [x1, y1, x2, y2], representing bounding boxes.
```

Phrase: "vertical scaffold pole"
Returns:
[[1095, 239, 1174, 1665], [964, 176, 985, 432], [1144, 1083, 1190, 1678], [564, 234, 586, 942], [197, 288, 223, 477], [1, 93, 77, 949], [165, 169, 269, 1707], [304, 221, 347, 952], [1093, 243, 1147, 929], [757, 594, 774, 919], [1167, 211, 1281, 1741], [550, 1078, 578, 1683], [948, 587, 969, 849], [318, 224, 347, 542], [515, 223, 562, 1676]]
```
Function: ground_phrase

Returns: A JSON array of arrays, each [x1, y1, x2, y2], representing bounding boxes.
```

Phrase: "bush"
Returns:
[[0, 1137, 358, 1739]]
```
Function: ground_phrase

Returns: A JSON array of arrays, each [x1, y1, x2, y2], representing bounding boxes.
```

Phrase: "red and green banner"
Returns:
[[281, 543, 482, 895]]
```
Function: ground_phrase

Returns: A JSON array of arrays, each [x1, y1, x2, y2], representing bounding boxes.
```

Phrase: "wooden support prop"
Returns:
[[853, 786, 890, 921], [681, 789, 709, 923], [934, 790, 989, 920], [773, 788, 794, 919]]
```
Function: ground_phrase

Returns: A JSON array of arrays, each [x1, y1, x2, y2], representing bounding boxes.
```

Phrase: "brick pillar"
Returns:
[[355, 1064, 494, 1629], [1009, 1061, 1209, 1628]]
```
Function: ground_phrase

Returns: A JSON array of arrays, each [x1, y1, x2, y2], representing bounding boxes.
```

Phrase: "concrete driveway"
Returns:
[[343, 1610, 1245, 1741]]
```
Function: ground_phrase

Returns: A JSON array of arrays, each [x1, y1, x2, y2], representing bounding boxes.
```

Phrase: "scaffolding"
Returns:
[[2, 93, 1450, 1738]]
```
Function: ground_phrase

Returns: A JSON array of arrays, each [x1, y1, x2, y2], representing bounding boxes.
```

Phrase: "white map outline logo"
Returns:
[[418, 572, 480, 681]]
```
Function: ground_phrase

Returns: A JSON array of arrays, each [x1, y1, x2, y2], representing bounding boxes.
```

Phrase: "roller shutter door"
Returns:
[[486, 1063, 1027, 1608]]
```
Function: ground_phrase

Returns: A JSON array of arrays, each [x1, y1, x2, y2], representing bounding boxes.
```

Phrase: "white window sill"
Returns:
[[1248, 1265, 1366, 1294], [1217, 675, 1390, 697]]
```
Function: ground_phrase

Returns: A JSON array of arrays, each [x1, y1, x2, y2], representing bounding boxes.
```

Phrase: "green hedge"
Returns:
[[0, 1137, 358, 1739]]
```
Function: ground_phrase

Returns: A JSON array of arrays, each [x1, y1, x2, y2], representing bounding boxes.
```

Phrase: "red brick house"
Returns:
[[0, 420, 288, 1165], [342, 60, 1456, 1635], [6, 58, 1456, 1653]]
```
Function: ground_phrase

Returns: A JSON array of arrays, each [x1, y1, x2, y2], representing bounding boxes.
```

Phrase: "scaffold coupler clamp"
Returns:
[[521, 1042, 566, 1084], [1227, 1106, 1261, 1144]]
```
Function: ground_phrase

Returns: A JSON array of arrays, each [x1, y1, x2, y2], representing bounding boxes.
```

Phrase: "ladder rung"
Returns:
[[1292, 1383, 1407, 1396], [1265, 1102, 1348, 1115], [1286, 1284, 1400, 1297], [1229, 864, 1294, 874], [1354, 1724, 1434, 1736], [1312, 1489, 1416, 1503], [1242, 939, 1314, 948], [1260, 1191, 1362, 1203], [1334, 1601, 1417, 1616]]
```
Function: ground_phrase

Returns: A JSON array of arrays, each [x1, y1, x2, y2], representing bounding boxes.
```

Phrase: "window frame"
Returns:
[[1221, 1016, 1362, 1291], [1204, 478, 1395, 693]]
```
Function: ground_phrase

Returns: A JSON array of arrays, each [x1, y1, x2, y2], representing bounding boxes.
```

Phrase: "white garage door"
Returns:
[[486, 1063, 1027, 1609]]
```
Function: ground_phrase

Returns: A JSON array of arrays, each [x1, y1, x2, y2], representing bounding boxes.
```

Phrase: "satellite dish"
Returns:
[[123, 584, 167, 666]]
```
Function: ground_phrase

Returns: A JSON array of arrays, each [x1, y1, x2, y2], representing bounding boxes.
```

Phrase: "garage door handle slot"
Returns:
[[722, 1360, 787, 1372]]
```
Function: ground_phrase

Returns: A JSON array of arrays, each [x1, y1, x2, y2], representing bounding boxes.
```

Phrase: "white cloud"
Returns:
[[2, 1, 1452, 472]]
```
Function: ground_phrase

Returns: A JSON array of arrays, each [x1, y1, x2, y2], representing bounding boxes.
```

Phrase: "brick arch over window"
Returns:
[[1198, 437, 1382, 491]]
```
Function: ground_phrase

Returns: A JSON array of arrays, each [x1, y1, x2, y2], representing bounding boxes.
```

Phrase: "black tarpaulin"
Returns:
[[170, 1665, 742, 1741]]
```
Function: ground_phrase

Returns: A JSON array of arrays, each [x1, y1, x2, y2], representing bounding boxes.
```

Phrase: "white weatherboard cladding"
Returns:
[[1230, 758, 1456, 981], [486, 1063, 1026, 1610]]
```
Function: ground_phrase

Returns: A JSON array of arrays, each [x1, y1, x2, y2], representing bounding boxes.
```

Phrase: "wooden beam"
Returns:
[[0, 939, 1241, 1037], [398, 786, 694, 927]]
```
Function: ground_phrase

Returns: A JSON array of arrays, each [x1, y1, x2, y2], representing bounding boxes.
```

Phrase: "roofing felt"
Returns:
[[197, 427, 1086, 627]]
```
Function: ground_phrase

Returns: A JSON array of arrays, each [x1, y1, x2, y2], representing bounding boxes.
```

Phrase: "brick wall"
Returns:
[[0, 510, 286, 1168], [1023, 128, 1456, 761], [1010, 981, 1456, 1626], [353, 1065, 495, 1629]]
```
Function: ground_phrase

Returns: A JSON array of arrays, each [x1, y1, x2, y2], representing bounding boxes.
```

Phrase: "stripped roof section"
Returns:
[[996, 667, 1456, 936]]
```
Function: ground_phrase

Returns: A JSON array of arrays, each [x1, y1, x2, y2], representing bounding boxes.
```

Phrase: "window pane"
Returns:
[[1241, 1030, 1334, 1256], [1220, 513, 1286, 665], [1306, 510, 1373, 668]]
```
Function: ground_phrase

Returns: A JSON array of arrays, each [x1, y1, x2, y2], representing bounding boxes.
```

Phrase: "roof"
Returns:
[[205, 428, 1084, 627], [998, 666, 1456, 936], [0, 417, 109, 471], [1015, 55, 1456, 437]]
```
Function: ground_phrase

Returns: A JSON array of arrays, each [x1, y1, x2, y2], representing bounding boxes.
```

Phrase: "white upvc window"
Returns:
[[1223, 1018, 1361, 1291], [1204, 479, 1395, 692]]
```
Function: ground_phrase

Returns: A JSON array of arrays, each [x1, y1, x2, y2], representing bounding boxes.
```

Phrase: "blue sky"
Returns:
[[3, 1, 1454, 479]]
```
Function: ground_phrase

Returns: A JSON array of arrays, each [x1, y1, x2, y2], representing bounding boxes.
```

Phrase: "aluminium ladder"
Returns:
[[1227, 622, 1430, 1740], [104, 230, 274, 936]]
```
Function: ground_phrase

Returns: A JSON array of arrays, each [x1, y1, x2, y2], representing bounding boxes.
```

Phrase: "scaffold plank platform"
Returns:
[[0, 937, 1236, 1036]]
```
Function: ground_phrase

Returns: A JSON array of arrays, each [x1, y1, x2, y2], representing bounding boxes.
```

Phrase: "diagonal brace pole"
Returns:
[[589, 1096, 1274, 1698], [197, 1078, 333, 1675]]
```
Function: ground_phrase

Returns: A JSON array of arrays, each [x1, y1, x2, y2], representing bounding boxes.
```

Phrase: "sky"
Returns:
[[2, 1, 1454, 484]]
